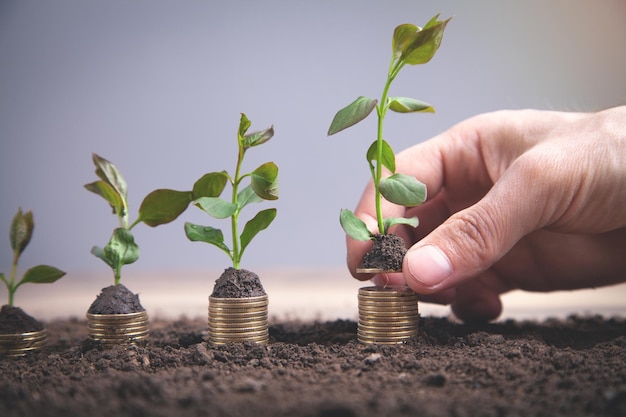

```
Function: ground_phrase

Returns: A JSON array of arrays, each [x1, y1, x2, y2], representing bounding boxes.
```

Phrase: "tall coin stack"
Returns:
[[86, 311, 149, 348], [357, 286, 419, 344], [208, 294, 269, 345]]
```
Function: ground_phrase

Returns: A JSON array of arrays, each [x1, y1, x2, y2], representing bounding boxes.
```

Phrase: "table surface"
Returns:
[[10, 267, 626, 322]]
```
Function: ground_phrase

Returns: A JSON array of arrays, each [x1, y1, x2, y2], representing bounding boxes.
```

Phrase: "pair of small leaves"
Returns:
[[327, 96, 434, 136], [2, 208, 66, 303], [392, 14, 451, 65], [339, 209, 419, 241], [239, 113, 275, 151], [84, 153, 128, 219], [184, 208, 277, 261], [91, 228, 139, 270]]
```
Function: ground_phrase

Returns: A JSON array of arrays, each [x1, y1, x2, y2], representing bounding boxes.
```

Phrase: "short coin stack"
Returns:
[[86, 311, 149, 348], [357, 286, 419, 344], [0, 329, 47, 357], [208, 294, 269, 345]]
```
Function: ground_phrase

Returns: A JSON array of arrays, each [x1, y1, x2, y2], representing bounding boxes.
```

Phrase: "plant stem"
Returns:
[[8, 252, 18, 306], [231, 146, 245, 269], [374, 58, 405, 234], [114, 264, 121, 286]]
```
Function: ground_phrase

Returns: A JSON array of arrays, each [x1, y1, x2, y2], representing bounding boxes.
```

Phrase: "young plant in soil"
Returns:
[[0, 208, 65, 334], [184, 113, 277, 298], [328, 14, 451, 272], [85, 153, 216, 313]]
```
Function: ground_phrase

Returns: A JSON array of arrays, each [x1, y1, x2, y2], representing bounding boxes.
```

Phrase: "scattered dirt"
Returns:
[[0, 305, 44, 333], [359, 233, 407, 271], [87, 284, 146, 314], [1, 315, 625, 417], [211, 268, 266, 298]]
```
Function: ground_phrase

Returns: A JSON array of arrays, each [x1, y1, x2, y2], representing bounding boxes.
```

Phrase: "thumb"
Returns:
[[402, 164, 546, 294]]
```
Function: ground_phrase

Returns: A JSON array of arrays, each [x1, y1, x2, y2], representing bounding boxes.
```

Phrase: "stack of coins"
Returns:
[[86, 311, 149, 348], [208, 295, 269, 345], [0, 329, 47, 357], [357, 286, 419, 344]]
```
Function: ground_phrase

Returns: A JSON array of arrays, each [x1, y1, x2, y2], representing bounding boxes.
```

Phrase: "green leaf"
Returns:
[[339, 209, 372, 241], [0, 272, 8, 286], [366, 139, 396, 174], [383, 216, 419, 234], [392, 23, 420, 59], [84, 180, 124, 215], [10, 208, 33, 255], [238, 113, 252, 139], [379, 174, 427, 206], [184, 222, 231, 257], [251, 162, 279, 200], [192, 171, 228, 199], [328, 96, 378, 135], [194, 197, 237, 219], [90, 245, 114, 268], [242, 126, 274, 149], [91, 153, 127, 200], [240, 208, 277, 257], [19, 265, 66, 286], [237, 185, 263, 210], [400, 15, 451, 65], [388, 97, 434, 113], [103, 228, 139, 267], [138, 189, 193, 227]]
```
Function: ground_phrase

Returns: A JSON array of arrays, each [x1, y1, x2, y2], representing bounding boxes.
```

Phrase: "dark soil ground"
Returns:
[[1, 315, 625, 417]]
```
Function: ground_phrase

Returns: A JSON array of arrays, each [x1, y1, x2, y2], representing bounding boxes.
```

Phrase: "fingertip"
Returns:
[[403, 244, 453, 292]]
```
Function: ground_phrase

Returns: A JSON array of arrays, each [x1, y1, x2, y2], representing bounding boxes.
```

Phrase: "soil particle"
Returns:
[[211, 267, 266, 298], [87, 284, 145, 314], [0, 315, 624, 417], [0, 305, 44, 333], [359, 233, 406, 271]]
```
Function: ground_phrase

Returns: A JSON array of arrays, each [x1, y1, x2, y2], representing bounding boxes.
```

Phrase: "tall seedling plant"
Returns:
[[184, 113, 278, 269], [328, 14, 450, 242]]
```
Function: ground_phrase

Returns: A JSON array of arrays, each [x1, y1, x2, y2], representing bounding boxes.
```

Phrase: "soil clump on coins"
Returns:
[[359, 233, 407, 271], [211, 267, 266, 298]]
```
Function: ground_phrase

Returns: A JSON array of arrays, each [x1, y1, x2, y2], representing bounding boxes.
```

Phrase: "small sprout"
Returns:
[[328, 14, 450, 241], [1, 208, 65, 306], [184, 113, 278, 269], [85, 154, 203, 285]]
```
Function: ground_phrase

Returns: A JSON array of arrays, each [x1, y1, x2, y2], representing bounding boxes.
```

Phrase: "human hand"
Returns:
[[347, 106, 626, 322]]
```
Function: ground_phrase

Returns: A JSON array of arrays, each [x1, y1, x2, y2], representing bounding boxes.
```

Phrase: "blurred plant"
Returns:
[[328, 14, 450, 241], [1, 208, 65, 306]]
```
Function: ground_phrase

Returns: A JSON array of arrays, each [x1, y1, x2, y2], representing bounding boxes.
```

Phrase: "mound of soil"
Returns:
[[359, 233, 406, 271], [87, 284, 145, 314], [0, 305, 44, 333], [212, 268, 266, 298], [0, 315, 624, 417]]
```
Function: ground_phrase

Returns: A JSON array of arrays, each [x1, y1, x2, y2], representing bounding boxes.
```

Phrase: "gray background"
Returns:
[[1, 0, 625, 283]]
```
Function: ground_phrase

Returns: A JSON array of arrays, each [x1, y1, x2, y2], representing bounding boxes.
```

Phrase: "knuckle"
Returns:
[[447, 206, 500, 266]]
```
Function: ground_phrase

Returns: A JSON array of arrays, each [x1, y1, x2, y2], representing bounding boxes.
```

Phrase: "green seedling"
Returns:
[[85, 153, 220, 285], [1, 208, 65, 306], [328, 14, 450, 241], [184, 113, 277, 269]]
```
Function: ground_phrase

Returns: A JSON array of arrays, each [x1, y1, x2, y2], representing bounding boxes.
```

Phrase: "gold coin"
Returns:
[[356, 268, 401, 274]]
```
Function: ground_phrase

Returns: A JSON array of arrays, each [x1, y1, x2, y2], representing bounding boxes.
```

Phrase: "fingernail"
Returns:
[[406, 245, 452, 289]]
